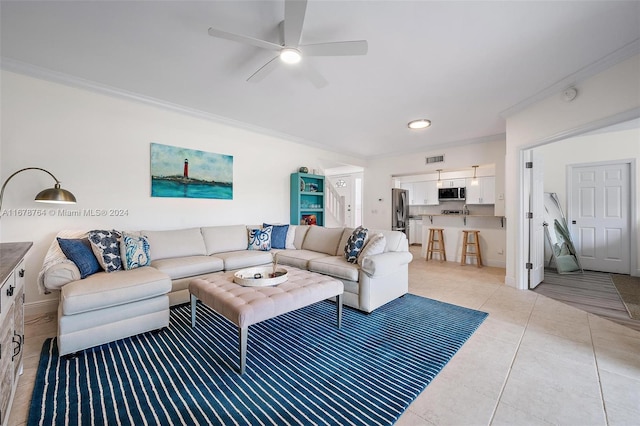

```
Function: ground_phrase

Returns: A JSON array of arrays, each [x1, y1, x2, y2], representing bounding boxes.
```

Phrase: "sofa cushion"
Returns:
[[264, 223, 289, 249], [301, 226, 344, 255], [60, 266, 171, 315], [273, 249, 331, 270], [120, 232, 151, 270], [57, 238, 101, 279], [88, 230, 123, 272], [370, 229, 407, 252], [201, 225, 249, 254], [358, 233, 386, 266], [144, 228, 206, 260], [151, 256, 224, 280], [248, 226, 272, 251], [293, 225, 310, 249], [285, 225, 297, 249], [344, 226, 368, 263], [308, 256, 360, 282], [214, 250, 273, 270]]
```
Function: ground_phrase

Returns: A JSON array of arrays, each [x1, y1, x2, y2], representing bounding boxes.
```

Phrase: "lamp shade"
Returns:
[[35, 184, 77, 204]]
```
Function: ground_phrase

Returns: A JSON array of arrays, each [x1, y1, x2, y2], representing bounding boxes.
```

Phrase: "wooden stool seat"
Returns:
[[426, 228, 446, 262], [461, 230, 483, 267]]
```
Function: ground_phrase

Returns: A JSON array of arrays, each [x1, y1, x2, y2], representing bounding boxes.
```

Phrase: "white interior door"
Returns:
[[570, 162, 630, 273], [529, 150, 545, 289]]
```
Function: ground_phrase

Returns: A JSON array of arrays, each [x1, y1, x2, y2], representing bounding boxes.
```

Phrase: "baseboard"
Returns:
[[25, 299, 58, 317]]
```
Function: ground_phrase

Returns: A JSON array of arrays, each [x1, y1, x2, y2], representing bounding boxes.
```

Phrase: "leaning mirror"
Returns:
[[543, 192, 583, 274]]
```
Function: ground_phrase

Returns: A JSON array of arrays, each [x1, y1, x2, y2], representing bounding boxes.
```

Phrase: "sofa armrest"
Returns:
[[43, 261, 81, 292], [361, 251, 413, 277]]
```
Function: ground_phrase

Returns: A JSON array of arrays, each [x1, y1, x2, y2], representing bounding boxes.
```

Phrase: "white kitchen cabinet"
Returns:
[[440, 178, 466, 188], [413, 181, 439, 205], [408, 219, 423, 245], [399, 182, 414, 204], [465, 176, 496, 204]]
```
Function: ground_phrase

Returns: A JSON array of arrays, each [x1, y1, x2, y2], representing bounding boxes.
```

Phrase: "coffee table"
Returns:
[[189, 266, 344, 374]]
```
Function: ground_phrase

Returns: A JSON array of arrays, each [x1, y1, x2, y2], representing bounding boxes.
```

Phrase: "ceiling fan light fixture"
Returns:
[[408, 119, 431, 130], [280, 47, 302, 64]]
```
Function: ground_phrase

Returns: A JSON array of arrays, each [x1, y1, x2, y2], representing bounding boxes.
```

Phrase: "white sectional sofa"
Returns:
[[42, 224, 412, 355]]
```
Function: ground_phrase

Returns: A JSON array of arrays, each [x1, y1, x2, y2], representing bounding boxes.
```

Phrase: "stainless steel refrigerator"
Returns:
[[391, 188, 409, 236]]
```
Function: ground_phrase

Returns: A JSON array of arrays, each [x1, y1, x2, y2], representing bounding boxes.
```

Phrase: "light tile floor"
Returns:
[[9, 246, 640, 425]]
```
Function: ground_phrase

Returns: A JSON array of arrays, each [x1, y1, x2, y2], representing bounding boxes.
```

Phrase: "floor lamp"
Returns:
[[0, 167, 77, 213]]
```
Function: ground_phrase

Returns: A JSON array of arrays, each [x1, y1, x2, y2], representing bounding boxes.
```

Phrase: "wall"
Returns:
[[504, 54, 640, 288], [0, 71, 364, 313], [362, 137, 507, 268]]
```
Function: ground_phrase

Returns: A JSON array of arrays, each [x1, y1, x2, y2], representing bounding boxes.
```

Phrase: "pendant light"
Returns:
[[436, 169, 443, 188], [471, 165, 479, 186]]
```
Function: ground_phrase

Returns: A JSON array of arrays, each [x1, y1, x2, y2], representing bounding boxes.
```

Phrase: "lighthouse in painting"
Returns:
[[183, 159, 189, 179]]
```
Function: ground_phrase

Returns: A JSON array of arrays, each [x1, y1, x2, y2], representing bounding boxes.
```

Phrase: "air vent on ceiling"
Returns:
[[425, 155, 444, 164]]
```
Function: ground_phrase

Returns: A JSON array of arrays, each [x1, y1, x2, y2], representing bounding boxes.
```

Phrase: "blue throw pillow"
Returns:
[[57, 237, 101, 279], [88, 230, 123, 272], [344, 226, 369, 263], [263, 223, 289, 249], [248, 226, 272, 251], [120, 232, 151, 270]]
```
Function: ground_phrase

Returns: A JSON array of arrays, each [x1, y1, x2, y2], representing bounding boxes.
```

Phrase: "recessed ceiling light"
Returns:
[[408, 119, 431, 129], [280, 48, 302, 64]]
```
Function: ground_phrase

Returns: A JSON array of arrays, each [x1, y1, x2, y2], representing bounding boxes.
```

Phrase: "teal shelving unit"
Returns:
[[290, 172, 325, 226]]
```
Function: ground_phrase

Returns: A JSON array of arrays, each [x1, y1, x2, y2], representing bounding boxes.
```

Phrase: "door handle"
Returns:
[[572, 220, 576, 224]]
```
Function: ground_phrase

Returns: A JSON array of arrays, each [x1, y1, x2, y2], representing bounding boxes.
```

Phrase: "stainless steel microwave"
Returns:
[[438, 187, 466, 200]]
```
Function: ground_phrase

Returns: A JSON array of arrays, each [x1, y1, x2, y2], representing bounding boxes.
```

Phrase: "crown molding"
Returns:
[[0, 57, 366, 160], [501, 38, 640, 119]]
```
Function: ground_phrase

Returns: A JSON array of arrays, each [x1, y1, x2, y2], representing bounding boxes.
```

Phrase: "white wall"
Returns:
[[362, 137, 507, 267], [504, 54, 640, 288], [0, 71, 364, 313]]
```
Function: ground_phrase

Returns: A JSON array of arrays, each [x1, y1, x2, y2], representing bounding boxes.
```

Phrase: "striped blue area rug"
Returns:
[[28, 294, 487, 426]]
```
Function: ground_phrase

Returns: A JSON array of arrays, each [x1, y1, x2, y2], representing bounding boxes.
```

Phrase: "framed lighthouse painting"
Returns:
[[150, 143, 233, 199]]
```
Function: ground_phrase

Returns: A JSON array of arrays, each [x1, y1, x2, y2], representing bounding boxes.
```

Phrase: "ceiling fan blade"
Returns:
[[301, 62, 328, 88], [301, 40, 368, 56], [208, 27, 281, 52], [284, 0, 307, 46], [247, 56, 280, 83]]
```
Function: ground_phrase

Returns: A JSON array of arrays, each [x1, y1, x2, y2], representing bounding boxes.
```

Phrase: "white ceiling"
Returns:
[[2, 1, 639, 159]]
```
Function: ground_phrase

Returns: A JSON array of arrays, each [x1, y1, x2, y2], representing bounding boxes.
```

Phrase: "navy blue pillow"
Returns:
[[57, 237, 101, 279], [263, 223, 289, 249]]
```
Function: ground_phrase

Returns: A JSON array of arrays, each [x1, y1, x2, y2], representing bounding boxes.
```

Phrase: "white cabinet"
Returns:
[[399, 182, 414, 204], [408, 219, 423, 245], [402, 181, 439, 205], [465, 176, 496, 204], [440, 179, 466, 188], [0, 243, 29, 426], [412, 181, 439, 205]]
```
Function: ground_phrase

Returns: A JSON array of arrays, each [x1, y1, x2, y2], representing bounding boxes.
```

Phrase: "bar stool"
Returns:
[[461, 230, 483, 267], [426, 228, 446, 262]]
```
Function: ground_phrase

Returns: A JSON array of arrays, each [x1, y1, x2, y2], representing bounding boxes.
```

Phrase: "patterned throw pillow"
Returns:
[[56, 237, 101, 279], [263, 223, 289, 249], [357, 233, 386, 266], [248, 226, 273, 251], [344, 226, 368, 263], [88, 230, 123, 272], [120, 232, 151, 270]]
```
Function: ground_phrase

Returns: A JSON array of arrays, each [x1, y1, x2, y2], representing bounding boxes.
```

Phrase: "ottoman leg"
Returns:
[[337, 294, 343, 329], [190, 295, 197, 327], [239, 326, 248, 374]]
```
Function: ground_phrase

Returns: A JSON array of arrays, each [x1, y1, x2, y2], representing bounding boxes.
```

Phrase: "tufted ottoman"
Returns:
[[189, 266, 344, 374]]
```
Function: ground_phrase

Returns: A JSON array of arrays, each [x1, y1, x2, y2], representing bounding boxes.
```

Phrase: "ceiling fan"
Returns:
[[207, 0, 368, 88]]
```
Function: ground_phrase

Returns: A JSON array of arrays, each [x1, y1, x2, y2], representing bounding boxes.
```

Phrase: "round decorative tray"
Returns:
[[233, 267, 288, 287]]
